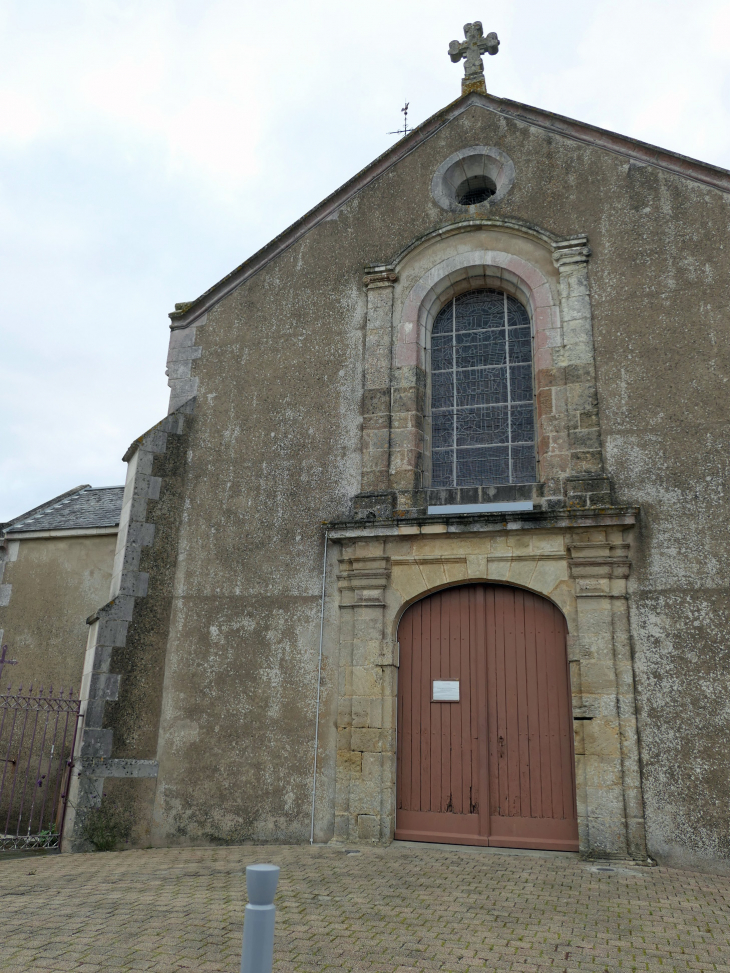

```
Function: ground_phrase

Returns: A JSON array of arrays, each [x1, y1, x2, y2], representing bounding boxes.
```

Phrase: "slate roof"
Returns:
[[3, 486, 125, 535]]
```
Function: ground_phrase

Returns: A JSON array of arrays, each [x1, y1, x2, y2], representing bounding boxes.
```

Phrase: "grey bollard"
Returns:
[[240, 864, 280, 973]]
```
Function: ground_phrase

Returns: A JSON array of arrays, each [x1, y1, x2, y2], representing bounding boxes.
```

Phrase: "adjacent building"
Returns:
[[0, 486, 123, 691]]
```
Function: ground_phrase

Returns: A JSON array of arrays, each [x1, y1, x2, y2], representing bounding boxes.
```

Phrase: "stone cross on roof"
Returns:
[[449, 21, 500, 96]]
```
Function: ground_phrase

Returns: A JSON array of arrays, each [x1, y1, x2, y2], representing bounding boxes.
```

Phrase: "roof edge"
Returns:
[[1, 484, 90, 535], [168, 93, 467, 331], [169, 90, 730, 331], [491, 93, 730, 189], [4, 526, 119, 540]]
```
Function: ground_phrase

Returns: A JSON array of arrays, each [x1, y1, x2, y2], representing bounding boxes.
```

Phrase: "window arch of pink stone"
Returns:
[[394, 250, 563, 490]]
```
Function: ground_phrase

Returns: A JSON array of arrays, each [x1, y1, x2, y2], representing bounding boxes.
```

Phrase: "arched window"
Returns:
[[430, 289, 536, 488]]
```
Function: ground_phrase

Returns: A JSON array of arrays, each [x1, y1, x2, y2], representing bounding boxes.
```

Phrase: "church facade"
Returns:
[[64, 35, 730, 871]]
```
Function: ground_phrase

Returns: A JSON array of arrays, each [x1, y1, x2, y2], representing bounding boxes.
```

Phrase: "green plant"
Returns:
[[81, 798, 133, 852]]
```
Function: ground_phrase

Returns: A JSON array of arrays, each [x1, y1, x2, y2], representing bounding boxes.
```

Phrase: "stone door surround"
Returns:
[[328, 510, 648, 862]]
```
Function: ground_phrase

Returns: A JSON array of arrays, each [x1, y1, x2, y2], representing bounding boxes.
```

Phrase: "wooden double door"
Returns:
[[395, 584, 578, 851]]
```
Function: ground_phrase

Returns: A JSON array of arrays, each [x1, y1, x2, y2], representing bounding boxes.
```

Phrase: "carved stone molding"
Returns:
[[363, 269, 398, 288], [338, 554, 391, 608], [552, 238, 592, 270], [569, 541, 632, 589]]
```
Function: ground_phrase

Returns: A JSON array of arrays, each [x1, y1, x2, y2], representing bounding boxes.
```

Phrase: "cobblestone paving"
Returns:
[[1, 843, 729, 972]]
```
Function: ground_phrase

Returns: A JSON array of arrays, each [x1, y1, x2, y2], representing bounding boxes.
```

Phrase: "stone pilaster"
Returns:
[[361, 270, 397, 495], [333, 539, 397, 843], [552, 241, 605, 492], [569, 530, 647, 860]]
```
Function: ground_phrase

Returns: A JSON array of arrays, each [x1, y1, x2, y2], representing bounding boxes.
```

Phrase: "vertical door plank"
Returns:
[[444, 589, 456, 812], [534, 597, 554, 818], [514, 590, 531, 818], [402, 601, 412, 811], [485, 586, 499, 816], [397, 607, 411, 811], [543, 600, 564, 819], [502, 587, 521, 818], [475, 584, 490, 837], [469, 586, 480, 816], [495, 587, 509, 817], [419, 598, 431, 811], [430, 593, 443, 811], [523, 592, 542, 818], [460, 587, 472, 815]]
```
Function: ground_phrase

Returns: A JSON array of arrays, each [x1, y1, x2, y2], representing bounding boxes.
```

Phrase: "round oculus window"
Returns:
[[431, 146, 515, 212], [455, 174, 497, 206]]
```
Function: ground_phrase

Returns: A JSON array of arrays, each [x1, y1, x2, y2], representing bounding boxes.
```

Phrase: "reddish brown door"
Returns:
[[395, 584, 578, 851]]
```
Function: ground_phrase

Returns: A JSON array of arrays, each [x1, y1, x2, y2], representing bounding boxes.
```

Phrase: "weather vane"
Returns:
[[388, 102, 411, 138]]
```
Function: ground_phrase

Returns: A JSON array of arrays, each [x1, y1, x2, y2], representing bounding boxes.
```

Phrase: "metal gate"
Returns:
[[0, 653, 81, 851]]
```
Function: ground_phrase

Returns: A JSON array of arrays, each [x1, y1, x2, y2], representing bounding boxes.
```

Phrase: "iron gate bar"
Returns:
[[9, 686, 41, 839], [2, 687, 33, 838], [0, 685, 81, 851], [23, 690, 56, 842]]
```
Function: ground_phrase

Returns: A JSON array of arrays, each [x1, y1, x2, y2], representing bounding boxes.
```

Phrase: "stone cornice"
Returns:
[[366, 219, 582, 275], [552, 240, 592, 269], [363, 270, 399, 289], [326, 506, 638, 540], [568, 540, 632, 596]]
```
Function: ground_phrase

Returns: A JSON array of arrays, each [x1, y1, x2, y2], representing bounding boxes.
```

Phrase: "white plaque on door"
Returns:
[[432, 680, 460, 702]]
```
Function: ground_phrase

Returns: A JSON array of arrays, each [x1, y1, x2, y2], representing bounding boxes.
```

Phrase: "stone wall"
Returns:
[[0, 532, 116, 691], [104, 93, 729, 868]]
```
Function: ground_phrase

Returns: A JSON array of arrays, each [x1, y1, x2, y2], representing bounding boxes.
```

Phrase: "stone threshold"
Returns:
[[392, 840, 578, 860]]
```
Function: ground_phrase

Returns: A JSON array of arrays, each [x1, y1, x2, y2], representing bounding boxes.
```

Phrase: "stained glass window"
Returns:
[[430, 289, 536, 488]]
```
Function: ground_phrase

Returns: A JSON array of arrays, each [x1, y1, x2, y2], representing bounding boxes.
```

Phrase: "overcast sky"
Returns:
[[1, 0, 729, 521]]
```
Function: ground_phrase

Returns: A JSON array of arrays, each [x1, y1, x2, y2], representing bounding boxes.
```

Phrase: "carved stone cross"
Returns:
[[449, 21, 500, 95]]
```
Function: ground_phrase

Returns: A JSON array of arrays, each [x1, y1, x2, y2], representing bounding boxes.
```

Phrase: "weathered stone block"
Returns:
[[352, 666, 383, 697], [362, 429, 390, 452], [351, 727, 395, 753], [569, 428, 602, 452], [336, 749, 362, 776], [565, 362, 595, 385], [570, 450, 604, 474], [357, 814, 380, 842]]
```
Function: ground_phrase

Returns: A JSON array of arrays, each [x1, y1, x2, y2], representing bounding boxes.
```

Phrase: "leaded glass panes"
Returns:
[[430, 289, 536, 488]]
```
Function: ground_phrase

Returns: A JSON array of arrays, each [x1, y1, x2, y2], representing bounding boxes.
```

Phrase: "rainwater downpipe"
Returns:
[[309, 529, 328, 844]]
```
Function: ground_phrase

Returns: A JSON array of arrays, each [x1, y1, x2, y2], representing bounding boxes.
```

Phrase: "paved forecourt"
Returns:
[[1, 843, 729, 972]]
